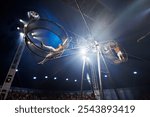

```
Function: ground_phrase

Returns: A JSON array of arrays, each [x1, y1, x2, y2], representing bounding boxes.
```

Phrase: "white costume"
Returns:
[[117, 51, 123, 61], [38, 39, 68, 64]]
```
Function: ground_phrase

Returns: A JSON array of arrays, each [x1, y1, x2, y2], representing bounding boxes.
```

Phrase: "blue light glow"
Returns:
[[47, 32, 62, 48]]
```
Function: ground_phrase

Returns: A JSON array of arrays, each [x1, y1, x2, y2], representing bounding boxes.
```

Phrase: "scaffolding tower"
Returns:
[[0, 39, 25, 100]]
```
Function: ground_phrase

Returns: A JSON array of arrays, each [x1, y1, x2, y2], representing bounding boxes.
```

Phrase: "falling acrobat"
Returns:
[[38, 39, 68, 64]]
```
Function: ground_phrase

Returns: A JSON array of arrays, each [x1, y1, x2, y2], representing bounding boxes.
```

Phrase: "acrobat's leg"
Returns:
[[38, 58, 48, 64], [117, 51, 125, 61], [38, 53, 53, 64], [121, 54, 125, 61], [118, 55, 122, 61], [117, 51, 122, 61]]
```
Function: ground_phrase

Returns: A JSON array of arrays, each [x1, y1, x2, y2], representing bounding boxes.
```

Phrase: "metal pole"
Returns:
[[80, 59, 86, 98], [96, 42, 103, 100], [0, 39, 25, 99]]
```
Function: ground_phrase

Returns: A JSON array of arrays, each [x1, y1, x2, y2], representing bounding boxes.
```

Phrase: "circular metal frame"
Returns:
[[24, 18, 68, 58], [27, 11, 40, 20], [101, 41, 128, 64]]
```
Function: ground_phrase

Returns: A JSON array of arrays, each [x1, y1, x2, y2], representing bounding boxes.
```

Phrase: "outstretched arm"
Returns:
[[40, 41, 56, 52], [44, 45, 56, 52]]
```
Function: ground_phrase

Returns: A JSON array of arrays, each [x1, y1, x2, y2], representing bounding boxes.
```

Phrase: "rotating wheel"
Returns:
[[101, 41, 128, 64], [23, 17, 68, 59]]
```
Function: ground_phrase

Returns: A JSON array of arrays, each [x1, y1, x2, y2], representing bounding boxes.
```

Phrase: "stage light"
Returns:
[[74, 79, 77, 82], [19, 19, 26, 24], [31, 32, 37, 36], [19, 19, 24, 23], [104, 75, 108, 78], [15, 69, 18, 72], [31, 33, 34, 36], [17, 27, 20, 30], [19, 19, 27, 26], [24, 24, 27, 27], [33, 77, 37, 79], [33, 36, 36, 39], [82, 55, 89, 61], [66, 78, 69, 81], [82, 55, 87, 60], [54, 77, 57, 80], [20, 32, 24, 38], [133, 71, 137, 75], [45, 76, 48, 79], [27, 41, 31, 44], [80, 48, 87, 55], [80, 48, 90, 61]]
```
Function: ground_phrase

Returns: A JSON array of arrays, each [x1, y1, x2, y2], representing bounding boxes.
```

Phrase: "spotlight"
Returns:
[[27, 41, 31, 44], [31, 32, 37, 36], [54, 77, 57, 80], [66, 78, 69, 81], [24, 24, 27, 27], [33, 77, 37, 79], [15, 69, 18, 72], [45, 76, 48, 79], [82, 55, 89, 61], [20, 32, 24, 37], [133, 71, 137, 75], [19, 19, 27, 26], [104, 75, 108, 78], [80, 48, 87, 55], [33, 36, 36, 39], [82, 55, 87, 60], [19, 19, 24, 23], [74, 79, 77, 82], [17, 27, 20, 30]]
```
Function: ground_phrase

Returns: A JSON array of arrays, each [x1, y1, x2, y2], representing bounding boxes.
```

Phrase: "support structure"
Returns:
[[0, 39, 25, 100], [87, 61, 100, 99], [80, 59, 86, 97], [96, 41, 103, 100], [80, 41, 104, 100]]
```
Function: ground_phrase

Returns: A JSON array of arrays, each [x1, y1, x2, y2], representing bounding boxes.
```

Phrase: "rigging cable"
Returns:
[[137, 31, 150, 42], [74, 0, 93, 37]]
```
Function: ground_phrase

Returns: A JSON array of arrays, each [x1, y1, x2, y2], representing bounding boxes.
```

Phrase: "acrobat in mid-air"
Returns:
[[113, 45, 125, 62], [38, 39, 68, 64], [110, 43, 125, 62]]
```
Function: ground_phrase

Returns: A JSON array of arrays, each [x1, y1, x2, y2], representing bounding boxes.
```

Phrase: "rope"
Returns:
[[74, 0, 92, 37], [137, 31, 150, 42]]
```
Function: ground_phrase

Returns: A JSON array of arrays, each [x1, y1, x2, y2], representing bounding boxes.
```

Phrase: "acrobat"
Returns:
[[38, 39, 68, 64], [110, 43, 125, 61]]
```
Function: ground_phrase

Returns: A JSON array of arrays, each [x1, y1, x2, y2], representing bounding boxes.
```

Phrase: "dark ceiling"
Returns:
[[0, 0, 150, 91]]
